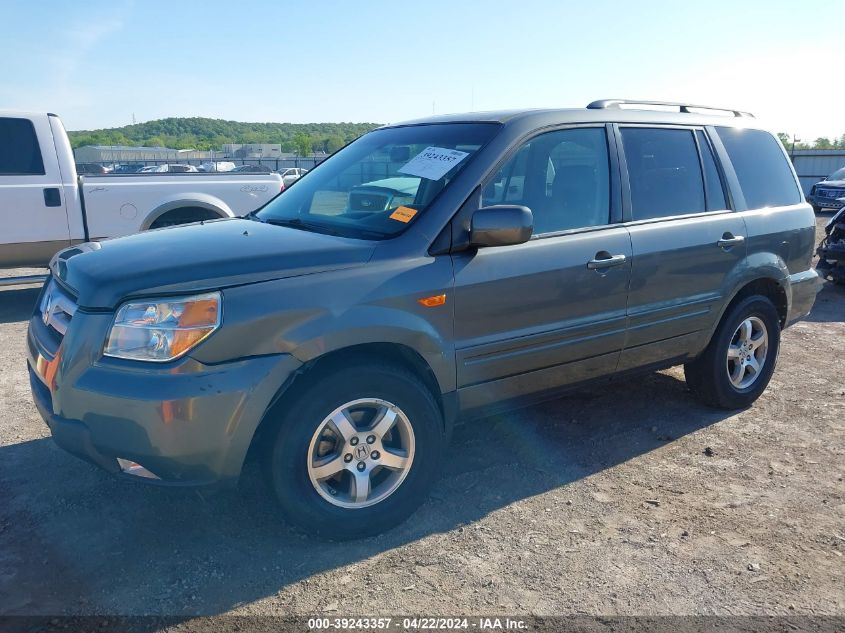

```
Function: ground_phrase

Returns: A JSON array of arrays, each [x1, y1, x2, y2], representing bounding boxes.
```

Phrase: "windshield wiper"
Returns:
[[263, 217, 387, 240], [263, 217, 340, 234], [241, 210, 264, 221]]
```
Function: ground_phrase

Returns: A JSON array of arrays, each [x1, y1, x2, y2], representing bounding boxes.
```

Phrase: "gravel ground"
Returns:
[[0, 220, 842, 620]]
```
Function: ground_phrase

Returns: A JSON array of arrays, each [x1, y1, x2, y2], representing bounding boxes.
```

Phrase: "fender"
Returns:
[[705, 249, 790, 343], [141, 192, 234, 229], [285, 305, 456, 394]]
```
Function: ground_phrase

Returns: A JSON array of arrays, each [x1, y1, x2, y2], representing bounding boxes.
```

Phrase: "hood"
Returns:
[[53, 218, 376, 308], [817, 180, 845, 188]]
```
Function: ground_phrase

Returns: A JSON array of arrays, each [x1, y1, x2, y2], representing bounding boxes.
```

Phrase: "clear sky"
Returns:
[[1, 0, 842, 141]]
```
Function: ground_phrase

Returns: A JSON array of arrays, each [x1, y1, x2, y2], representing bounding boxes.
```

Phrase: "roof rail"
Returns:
[[587, 99, 754, 118]]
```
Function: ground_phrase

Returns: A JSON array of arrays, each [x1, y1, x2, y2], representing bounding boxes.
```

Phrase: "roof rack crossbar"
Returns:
[[587, 99, 754, 118]]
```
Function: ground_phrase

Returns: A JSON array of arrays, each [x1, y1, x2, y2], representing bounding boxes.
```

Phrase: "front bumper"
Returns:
[[27, 305, 302, 486], [809, 193, 845, 210]]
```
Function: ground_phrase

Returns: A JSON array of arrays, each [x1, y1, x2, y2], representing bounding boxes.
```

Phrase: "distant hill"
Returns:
[[67, 117, 383, 154]]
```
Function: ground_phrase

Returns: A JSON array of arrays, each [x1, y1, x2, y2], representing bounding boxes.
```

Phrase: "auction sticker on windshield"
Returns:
[[399, 146, 469, 181], [389, 206, 418, 223]]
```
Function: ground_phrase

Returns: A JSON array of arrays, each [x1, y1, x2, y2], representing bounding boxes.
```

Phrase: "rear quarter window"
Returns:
[[0, 117, 45, 175], [716, 127, 802, 209]]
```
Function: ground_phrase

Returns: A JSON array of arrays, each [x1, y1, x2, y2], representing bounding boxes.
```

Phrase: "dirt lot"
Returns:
[[0, 219, 842, 620]]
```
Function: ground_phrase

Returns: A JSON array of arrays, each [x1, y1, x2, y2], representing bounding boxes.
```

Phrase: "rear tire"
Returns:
[[684, 295, 781, 410], [266, 363, 445, 540]]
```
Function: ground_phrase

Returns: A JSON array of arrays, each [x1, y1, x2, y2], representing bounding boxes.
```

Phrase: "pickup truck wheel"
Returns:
[[684, 295, 780, 410], [267, 364, 444, 539]]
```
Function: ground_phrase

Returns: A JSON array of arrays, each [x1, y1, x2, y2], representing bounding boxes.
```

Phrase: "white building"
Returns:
[[221, 143, 282, 159], [74, 145, 212, 162]]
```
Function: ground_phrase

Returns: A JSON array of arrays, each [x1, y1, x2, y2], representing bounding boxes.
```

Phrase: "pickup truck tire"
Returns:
[[684, 295, 780, 410], [267, 363, 445, 540], [149, 207, 221, 229]]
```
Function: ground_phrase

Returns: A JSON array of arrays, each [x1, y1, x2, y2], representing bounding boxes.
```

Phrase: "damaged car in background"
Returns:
[[817, 203, 845, 284]]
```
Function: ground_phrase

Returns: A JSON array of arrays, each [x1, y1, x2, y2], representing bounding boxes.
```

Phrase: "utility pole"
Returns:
[[791, 134, 800, 161]]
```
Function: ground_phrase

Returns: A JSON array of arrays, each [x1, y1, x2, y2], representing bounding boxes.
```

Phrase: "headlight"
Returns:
[[104, 292, 221, 362]]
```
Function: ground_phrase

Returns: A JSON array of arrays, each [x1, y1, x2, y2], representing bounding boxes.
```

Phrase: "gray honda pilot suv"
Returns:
[[28, 100, 820, 538]]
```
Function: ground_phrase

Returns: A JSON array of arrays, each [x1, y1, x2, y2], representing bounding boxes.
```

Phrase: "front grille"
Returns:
[[349, 191, 388, 212], [39, 279, 78, 339], [817, 187, 845, 199]]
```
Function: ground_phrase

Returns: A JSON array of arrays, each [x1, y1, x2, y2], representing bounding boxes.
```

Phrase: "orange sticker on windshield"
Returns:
[[389, 206, 418, 223]]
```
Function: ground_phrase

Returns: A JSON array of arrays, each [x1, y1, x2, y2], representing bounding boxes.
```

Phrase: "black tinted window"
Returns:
[[0, 117, 45, 175], [482, 127, 610, 233], [696, 130, 727, 211], [716, 127, 801, 209], [621, 127, 705, 219]]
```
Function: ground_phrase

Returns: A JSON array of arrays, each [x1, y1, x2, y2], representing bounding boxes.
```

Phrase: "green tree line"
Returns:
[[67, 117, 382, 154], [777, 132, 845, 151]]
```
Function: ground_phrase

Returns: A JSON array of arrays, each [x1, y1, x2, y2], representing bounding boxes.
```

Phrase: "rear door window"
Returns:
[[0, 117, 45, 175], [620, 127, 705, 220], [716, 127, 802, 209]]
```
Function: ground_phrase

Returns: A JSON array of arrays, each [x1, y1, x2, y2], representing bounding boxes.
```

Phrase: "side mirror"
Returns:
[[469, 205, 533, 248]]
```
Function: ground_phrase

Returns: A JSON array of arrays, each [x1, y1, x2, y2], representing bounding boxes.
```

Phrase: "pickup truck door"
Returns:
[[451, 126, 631, 412], [0, 114, 71, 267]]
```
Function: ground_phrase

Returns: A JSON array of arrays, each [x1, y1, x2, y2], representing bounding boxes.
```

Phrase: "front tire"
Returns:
[[267, 363, 444, 539], [684, 295, 781, 410]]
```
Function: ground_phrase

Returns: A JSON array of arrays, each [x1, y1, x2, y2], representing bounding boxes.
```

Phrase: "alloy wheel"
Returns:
[[306, 398, 415, 509], [726, 316, 769, 389]]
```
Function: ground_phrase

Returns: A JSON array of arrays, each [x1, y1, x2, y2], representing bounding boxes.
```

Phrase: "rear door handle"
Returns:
[[587, 252, 627, 270], [717, 233, 745, 249]]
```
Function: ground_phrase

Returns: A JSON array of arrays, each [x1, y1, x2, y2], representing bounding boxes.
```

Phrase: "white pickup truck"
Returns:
[[0, 111, 284, 283]]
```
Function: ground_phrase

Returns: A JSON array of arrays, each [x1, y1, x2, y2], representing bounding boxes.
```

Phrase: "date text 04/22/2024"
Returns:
[[306, 617, 528, 630]]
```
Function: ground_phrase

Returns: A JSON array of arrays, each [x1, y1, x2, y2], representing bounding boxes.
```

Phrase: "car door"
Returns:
[[0, 115, 71, 266], [451, 125, 632, 411], [616, 125, 746, 371]]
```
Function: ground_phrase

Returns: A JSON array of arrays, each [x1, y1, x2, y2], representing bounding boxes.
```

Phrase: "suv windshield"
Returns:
[[256, 123, 500, 239], [827, 168, 845, 181]]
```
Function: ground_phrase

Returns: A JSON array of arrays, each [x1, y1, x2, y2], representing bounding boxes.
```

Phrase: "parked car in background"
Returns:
[[111, 163, 145, 174], [138, 164, 198, 173], [198, 161, 236, 173], [0, 111, 284, 273], [27, 100, 819, 538], [232, 164, 273, 173], [807, 166, 845, 212], [277, 167, 308, 187], [75, 162, 108, 175], [166, 164, 198, 173]]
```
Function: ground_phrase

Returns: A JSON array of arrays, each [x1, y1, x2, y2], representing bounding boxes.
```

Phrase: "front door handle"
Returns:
[[587, 252, 627, 270], [717, 233, 745, 249]]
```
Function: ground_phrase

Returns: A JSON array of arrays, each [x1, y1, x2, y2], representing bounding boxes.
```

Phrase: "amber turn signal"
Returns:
[[418, 294, 446, 308]]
